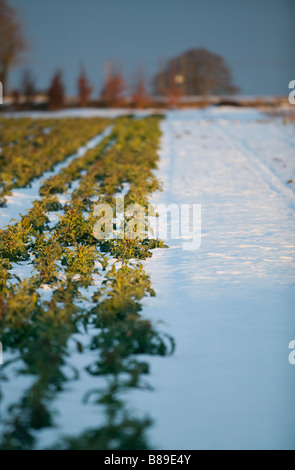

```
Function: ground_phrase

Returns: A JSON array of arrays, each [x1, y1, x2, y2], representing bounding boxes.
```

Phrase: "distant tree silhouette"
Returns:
[[165, 79, 182, 108], [0, 0, 27, 91], [154, 48, 238, 96], [77, 66, 92, 107], [132, 74, 150, 109], [21, 68, 35, 107], [48, 70, 65, 110], [11, 88, 20, 109], [165, 64, 182, 107], [101, 72, 126, 107]]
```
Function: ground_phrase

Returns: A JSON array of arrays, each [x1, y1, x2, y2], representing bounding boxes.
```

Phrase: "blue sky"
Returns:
[[8, 0, 295, 96]]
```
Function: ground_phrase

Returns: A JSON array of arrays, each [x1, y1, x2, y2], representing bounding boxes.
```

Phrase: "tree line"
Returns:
[[0, 0, 238, 109], [8, 66, 151, 110]]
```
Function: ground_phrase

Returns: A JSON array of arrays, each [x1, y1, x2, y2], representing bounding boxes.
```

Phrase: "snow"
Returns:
[[2, 108, 162, 119], [127, 108, 295, 449]]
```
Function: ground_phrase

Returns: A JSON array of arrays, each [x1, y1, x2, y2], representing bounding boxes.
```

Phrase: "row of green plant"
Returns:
[[0, 117, 165, 267], [0, 115, 173, 450], [0, 117, 111, 205]]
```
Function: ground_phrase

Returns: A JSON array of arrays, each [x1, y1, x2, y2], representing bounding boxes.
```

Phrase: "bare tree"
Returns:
[[48, 70, 65, 110], [100, 71, 126, 107], [11, 88, 20, 109], [21, 68, 35, 107], [132, 70, 150, 109], [165, 63, 182, 107], [77, 65, 92, 107], [166, 78, 182, 108], [0, 0, 27, 91], [154, 48, 239, 96]]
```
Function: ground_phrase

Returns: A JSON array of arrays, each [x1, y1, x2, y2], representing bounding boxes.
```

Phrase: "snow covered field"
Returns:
[[1, 106, 294, 449], [131, 107, 295, 449]]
